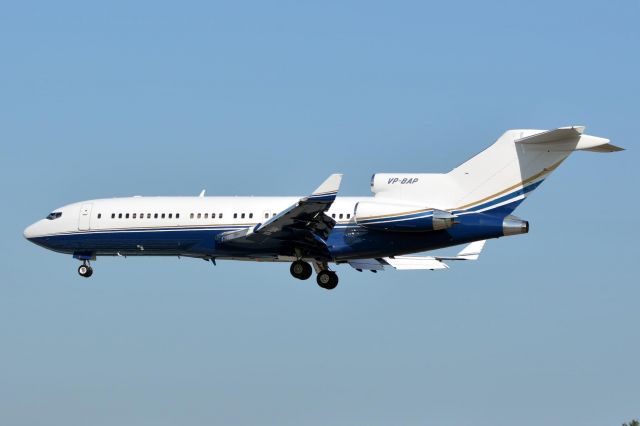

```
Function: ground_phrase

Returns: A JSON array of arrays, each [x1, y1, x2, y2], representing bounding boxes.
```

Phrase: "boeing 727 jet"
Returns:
[[24, 126, 622, 289]]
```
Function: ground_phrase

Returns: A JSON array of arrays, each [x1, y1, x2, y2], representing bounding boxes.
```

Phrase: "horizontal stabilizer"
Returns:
[[516, 126, 624, 152], [516, 126, 584, 143], [580, 143, 624, 153]]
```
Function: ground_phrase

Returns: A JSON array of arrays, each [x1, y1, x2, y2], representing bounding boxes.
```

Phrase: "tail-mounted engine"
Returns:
[[354, 201, 456, 232]]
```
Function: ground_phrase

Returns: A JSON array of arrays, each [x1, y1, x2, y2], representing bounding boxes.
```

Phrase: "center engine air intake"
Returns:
[[354, 201, 456, 232]]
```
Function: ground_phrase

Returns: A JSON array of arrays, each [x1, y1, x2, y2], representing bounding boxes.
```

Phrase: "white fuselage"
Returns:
[[24, 195, 374, 240]]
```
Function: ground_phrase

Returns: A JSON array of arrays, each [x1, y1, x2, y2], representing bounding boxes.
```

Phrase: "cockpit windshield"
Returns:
[[46, 212, 62, 220]]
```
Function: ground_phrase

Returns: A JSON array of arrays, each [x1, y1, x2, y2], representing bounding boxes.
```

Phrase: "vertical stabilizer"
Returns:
[[446, 126, 621, 214], [371, 126, 621, 215]]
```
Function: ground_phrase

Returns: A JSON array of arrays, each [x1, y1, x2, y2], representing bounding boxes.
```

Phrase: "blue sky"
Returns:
[[1, 1, 638, 425]]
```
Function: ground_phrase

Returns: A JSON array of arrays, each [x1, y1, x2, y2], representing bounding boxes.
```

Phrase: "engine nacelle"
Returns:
[[354, 201, 455, 232], [502, 215, 529, 236]]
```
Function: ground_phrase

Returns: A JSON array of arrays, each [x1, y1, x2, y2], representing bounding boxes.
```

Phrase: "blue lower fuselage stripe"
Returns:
[[30, 180, 543, 260]]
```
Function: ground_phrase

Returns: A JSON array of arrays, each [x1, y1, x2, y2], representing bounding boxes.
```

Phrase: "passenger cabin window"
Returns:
[[111, 213, 115, 219], [169, 213, 173, 219], [176, 213, 180, 219], [241, 213, 245, 219], [204, 213, 208, 219], [264, 213, 269, 219], [154, 213, 158, 219], [126, 213, 130, 219], [346, 214, 351, 219], [147, 213, 151, 219], [190, 213, 194, 219], [46, 212, 62, 220], [197, 213, 201, 219], [339, 214, 343, 219], [119, 213, 123, 219], [233, 213, 237, 219], [219, 213, 223, 219], [97, 213, 102, 219], [161, 213, 166, 219], [132, 213, 136, 219], [249, 213, 253, 219]]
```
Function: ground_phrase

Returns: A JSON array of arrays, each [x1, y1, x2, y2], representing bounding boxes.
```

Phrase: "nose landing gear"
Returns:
[[78, 261, 93, 278]]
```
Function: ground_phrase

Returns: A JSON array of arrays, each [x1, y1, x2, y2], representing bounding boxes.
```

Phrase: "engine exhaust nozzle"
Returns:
[[503, 215, 529, 236]]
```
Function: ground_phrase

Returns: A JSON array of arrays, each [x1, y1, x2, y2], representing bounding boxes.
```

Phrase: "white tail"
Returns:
[[371, 126, 622, 215]]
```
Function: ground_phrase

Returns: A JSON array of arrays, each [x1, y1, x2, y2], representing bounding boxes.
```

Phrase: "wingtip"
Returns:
[[456, 240, 487, 260], [311, 173, 343, 196]]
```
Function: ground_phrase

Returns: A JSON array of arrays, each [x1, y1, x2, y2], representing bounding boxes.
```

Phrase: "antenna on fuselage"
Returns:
[[199, 189, 206, 197]]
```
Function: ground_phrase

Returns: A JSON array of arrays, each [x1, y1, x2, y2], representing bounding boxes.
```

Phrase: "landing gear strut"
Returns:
[[290, 260, 312, 280], [316, 270, 338, 290], [78, 261, 93, 278]]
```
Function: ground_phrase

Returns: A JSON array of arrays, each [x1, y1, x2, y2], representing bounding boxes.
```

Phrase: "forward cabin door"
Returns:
[[78, 203, 93, 231]]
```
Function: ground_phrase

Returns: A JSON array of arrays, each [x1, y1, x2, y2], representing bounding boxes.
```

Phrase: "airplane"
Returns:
[[23, 126, 622, 290]]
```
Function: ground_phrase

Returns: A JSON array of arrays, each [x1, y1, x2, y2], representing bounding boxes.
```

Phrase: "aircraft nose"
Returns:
[[24, 224, 35, 240], [23, 222, 42, 240]]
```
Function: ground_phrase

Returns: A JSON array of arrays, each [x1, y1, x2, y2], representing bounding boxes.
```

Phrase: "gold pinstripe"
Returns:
[[358, 159, 565, 221], [452, 159, 563, 210]]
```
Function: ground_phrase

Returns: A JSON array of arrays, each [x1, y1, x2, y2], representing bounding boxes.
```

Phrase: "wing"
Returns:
[[382, 256, 449, 270], [217, 174, 342, 259], [347, 240, 487, 272]]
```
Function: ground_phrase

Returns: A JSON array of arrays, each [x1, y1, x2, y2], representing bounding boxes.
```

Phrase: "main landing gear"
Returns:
[[316, 270, 338, 290], [290, 260, 313, 280], [78, 261, 93, 278], [289, 260, 339, 290]]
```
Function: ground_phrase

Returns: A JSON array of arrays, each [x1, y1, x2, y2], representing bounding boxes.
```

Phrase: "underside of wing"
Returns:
[[347, 240, 487, 272], [383, 256, 449, 270], [216, 174, 342, 259]]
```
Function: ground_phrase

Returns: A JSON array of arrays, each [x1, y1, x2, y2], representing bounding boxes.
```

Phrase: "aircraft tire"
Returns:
[[317, 270, 338, 290], [78, 265, 93, 277], [290, 261, 312, 280]]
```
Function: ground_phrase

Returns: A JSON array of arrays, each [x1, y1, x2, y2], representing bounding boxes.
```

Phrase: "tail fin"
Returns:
[[446, 126, 622, 214], [371, 126, 622, 215]]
